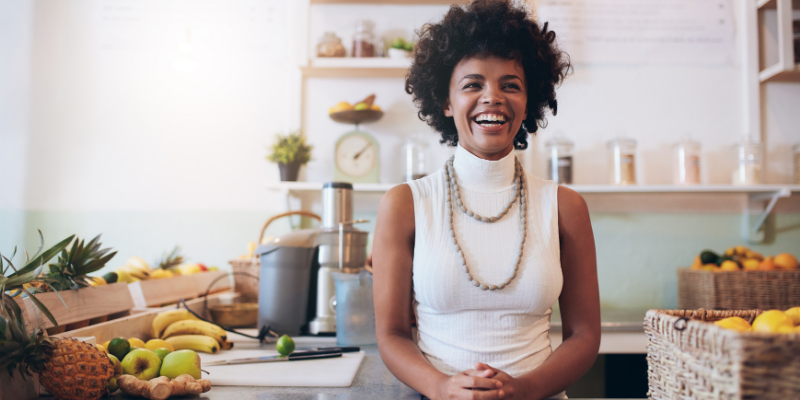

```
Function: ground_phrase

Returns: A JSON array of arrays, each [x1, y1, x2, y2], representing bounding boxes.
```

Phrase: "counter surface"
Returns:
[[551, 308, 648, 332]]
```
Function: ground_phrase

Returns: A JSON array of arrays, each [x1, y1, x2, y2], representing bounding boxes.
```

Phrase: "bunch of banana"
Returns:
[[724, 245, 764, 261], [151, 309, 233, 354], [114, 256, 152, 283]]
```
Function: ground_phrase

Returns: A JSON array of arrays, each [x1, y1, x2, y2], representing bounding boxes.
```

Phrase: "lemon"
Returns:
[[714, 317, 751, 332], [276, 335, 295, 356], [96, 344, 107, 353], [742, 258, 760, 271], [328, 102, 353, 114], [719, 260, 740, 271], [752, 310, 794, 333], [128, 338, 146, 349], [777, 325, 796, 334], [785, 307, 800, 325], [145, 339, 175, 352]]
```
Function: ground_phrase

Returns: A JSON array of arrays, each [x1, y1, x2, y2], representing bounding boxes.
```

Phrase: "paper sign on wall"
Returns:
[[537, 0, 735, 65]]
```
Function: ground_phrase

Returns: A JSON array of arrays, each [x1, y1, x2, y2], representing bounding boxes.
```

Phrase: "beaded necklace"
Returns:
[[443, 154, 526, 291]]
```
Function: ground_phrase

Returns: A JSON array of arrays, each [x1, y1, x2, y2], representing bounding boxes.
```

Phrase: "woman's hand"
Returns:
[[436, 368, 504, 400], [474, 363, 525, 399]]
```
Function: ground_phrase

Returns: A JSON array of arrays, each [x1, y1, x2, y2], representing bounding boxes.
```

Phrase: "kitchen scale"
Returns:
[[329, 108, 383, 184]]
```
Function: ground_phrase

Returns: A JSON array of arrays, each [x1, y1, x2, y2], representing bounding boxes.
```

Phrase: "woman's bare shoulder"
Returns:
[[377, 184, 415, 234], [557, 185, 590, 231]]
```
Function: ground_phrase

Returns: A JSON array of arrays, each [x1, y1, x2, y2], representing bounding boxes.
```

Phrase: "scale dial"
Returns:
[[335, 134, 377, 179]]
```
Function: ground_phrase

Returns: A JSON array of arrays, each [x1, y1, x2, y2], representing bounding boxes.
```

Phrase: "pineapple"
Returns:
[[151, 247, 184, 279], [46, 235, 117, 291], [39, 338, 114, 400]]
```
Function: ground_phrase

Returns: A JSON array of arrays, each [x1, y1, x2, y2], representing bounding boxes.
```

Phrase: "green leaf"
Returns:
[[27, 230, 44, 262], [16, 235, 74, 277], [20, 289, 58, 328], [5, 266, 41, 288]]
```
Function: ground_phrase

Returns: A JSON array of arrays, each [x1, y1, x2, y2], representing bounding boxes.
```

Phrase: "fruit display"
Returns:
[[118, 374, 211, 400], [714, 308, 800, 334], [328, 94, 382, 115], [690, 245, 798, 272], [110, 247, 218, 284], [38, 338, 116, 400]]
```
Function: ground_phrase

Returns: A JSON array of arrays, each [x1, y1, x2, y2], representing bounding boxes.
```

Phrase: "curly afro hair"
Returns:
[[405, 0, 571, 149]]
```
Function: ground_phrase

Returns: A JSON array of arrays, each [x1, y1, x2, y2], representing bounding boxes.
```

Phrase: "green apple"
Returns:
[[121, 349, 162, 381], [153, 348, 172, 361], [160, 349, 201, 380], [107, 376, 119, 393], [107, 354, 122, 376], [353, 102, 368, 111]]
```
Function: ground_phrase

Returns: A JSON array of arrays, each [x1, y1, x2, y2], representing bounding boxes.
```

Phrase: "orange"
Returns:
[[702, 264, 719, 272], [719, 260, 740, 271], [759, 256, 777, 271], [742, 259, 760, 271], [774, 253, 799, 270], [752, 310, 794, 333], [691, 255, 703, 270]]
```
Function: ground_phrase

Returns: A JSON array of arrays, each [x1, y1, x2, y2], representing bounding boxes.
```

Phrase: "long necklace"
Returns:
[[443, 154, 526, 291]]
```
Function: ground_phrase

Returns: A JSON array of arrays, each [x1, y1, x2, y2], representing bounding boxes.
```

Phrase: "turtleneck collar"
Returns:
[[451, 145, 517, 193]]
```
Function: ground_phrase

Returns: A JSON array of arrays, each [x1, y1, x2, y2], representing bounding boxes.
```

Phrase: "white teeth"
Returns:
[[475, 114, 506, 122]]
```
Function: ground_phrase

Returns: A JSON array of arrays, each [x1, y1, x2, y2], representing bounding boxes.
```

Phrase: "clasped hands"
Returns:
[[436, 362, 525, 400]]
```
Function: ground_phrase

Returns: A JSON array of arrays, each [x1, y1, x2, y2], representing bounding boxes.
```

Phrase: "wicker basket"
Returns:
[[229, 211, 321, 301], [645, 309, 800, 399], [678, 269, 800, 310]]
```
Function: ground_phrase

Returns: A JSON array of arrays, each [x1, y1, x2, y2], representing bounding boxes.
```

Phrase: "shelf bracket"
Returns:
[[742, 188, 791, 244]]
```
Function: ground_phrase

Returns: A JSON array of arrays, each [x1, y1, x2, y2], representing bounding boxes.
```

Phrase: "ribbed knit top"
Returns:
[[406, 145, 564, 384]]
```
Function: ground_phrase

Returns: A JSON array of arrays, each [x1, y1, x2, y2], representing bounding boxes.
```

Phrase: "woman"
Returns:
[[372, 1, 600, 399]]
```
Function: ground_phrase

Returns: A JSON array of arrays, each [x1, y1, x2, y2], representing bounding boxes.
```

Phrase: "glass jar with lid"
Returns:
[[732, 140, 763, 185], [545, 134, 574, 184], [402, 134, 428, 182], [352, 20, 376, 58], [793, 143, 800, 184], [672, 138, 701, 185], [317, 32, 346, 58], [607, 137, 637, 185]]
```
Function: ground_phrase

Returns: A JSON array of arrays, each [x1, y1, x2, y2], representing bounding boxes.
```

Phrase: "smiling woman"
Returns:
[[373, 1, 599, 400]]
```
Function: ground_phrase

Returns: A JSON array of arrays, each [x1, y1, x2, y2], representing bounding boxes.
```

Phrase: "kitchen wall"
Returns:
[[2, 0, 799, 309]]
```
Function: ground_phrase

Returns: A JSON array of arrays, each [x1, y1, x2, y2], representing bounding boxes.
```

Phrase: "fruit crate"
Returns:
[[645, 309, 800, 399], [21, 282, 135, 334], [677, 268, 800, 310], [127, 271, 232, 309], [192, 270, 232, 296]]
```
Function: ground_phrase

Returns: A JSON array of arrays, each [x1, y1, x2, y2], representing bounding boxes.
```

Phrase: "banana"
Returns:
[[162, 320, 227, 344], [165, 335, 220, 354], [152, 310, 200, 338], [221, 339, 234, 350]]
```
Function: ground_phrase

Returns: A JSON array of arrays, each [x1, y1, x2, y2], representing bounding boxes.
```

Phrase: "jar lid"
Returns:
[[545, 136, 574, 146], [606, 137, 636, 147]]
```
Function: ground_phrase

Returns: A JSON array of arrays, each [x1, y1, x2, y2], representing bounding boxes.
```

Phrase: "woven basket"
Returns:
[[678, 269, 800, 310], [229, 210, 321, 301], [645, 309, 800, 399]]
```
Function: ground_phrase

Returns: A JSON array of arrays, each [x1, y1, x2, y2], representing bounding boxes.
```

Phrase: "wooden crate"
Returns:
[[21, 282, 134, 332], [127, 274, 200, 308], [678, 268, 800, 310], [192, 270, 232, 295], [52, 293, 235, 343]]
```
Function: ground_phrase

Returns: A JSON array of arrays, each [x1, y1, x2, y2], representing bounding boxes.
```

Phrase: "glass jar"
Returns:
[[793, 143, 800, 184], [731, 140, 763, 185], [545, 135, 574, 184], [607, 137, 637, 185], [672, 139, 701, 185], [402, 135, 428, 182], [793, 19, 799, 63], [352, 20, 376, 58], [317, 32, 346, 58]]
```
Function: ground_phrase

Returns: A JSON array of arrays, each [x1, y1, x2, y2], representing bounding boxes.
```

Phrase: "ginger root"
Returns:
[[117, 374, 211, 400]]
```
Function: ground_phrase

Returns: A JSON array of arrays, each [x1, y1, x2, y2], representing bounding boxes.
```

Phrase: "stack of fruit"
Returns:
[[691, 246, 798, 272], [99, 335, 210, 398], [715, 308, 800, 334], [99, 248, 218, 285], [151, 309, 233, 353], [328, 94, 382, 114]]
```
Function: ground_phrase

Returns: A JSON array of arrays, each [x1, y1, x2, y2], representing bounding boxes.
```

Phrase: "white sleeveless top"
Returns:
[[406, 145, 565, 391]]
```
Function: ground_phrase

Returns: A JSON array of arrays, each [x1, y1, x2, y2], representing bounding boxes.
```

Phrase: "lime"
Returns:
[[276, 335, 295, 356], [108, 337, 131, 360]]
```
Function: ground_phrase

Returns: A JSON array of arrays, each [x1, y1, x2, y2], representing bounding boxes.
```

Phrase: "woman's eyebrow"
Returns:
[[500, 74, 523, 82], [459, 73, 484, 82]]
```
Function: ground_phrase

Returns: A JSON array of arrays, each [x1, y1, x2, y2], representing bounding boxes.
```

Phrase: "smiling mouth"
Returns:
[[472, 114, 508, 127]]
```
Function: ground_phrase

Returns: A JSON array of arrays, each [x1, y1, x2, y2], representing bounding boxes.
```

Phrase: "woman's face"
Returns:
[[444, 55, 527, 161]]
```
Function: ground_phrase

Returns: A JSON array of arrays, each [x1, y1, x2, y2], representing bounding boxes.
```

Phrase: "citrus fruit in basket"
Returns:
[[714, 316, 751, 332], [752, 310, 794, 333], [719, 260, 740, 271], [128, 337, 146, 349], [758, 256, 778, 271], [276, 335, 295, 356], [785, 307, 800, 325], [108, 337, 131, 360], [774, 253, 799, 270], [145, 338, 175, 352]]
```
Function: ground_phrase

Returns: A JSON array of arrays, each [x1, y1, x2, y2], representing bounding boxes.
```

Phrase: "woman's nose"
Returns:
[[481, 87, 504, 105]]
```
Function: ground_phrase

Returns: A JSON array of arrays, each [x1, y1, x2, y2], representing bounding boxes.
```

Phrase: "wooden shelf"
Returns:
[[303, 58, 411, 78], [760, 63, 800, 82], [757, 0, 800, 10], [267, 181, 800, 194]]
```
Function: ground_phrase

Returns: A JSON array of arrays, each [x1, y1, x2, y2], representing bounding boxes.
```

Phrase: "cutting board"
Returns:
[[200, 331, 365, 387]]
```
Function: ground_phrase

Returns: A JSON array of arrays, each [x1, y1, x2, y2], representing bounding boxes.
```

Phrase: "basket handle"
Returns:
[[258, 211, 322, 244], [674, 317, 689, 331]]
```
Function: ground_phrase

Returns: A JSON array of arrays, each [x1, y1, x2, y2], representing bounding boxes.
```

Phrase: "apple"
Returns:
[[107, 377, 119, 393], [153, 348, 172, 361], [353, 102, 368, 111], [160, 349, 202, 380], [122, 349, 162, 381], [107, 354, 122, 376], [178, 263, 202, 275], [197, 263, 208, 272]]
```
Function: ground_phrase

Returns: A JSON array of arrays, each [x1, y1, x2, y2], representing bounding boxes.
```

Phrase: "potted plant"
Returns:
[[267, 131, 313, 182], [387, 38, 414, 59]]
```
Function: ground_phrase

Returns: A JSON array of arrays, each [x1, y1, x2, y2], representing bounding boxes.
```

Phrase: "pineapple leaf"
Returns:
[[79, 251, 118, 276], [5, 266, 42, 289], [16, 235, 74, 277], [26, 230, 45, 262], [20, 288, 58, 328]]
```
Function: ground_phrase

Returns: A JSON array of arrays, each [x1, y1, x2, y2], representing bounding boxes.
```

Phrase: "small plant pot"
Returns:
[[388, 48, 412, 59], [278, 162, 301, 182]]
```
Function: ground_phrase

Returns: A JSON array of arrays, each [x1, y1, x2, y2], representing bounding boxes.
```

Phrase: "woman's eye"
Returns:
[[463, 83, 480, 89], [504, 84, 521, 90]]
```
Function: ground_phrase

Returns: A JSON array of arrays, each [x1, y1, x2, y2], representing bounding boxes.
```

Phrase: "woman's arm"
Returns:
[[373, 185, 503, 400], [476, 186, 600, 399]]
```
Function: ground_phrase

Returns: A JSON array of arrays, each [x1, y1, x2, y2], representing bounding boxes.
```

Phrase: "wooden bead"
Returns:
[[480, 216, 490, 223], [466, 210, 474, 217], [489, 284, 497, 291], [480, 284, 488, 291], [498, 283, 506, 290], [472, 280, 481, 287]]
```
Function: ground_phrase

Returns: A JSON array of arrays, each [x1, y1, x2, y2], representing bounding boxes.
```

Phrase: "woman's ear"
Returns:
[[443, 99, 453, 117]]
